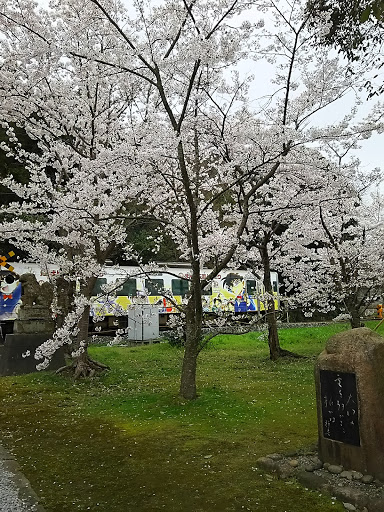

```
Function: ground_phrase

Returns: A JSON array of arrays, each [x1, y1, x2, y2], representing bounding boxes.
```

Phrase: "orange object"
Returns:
[[377, 304, 383, 319], [0, 252, 15, 272]]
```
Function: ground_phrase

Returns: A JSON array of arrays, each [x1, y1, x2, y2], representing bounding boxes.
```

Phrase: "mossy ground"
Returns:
[[1, 322, 382, 511]]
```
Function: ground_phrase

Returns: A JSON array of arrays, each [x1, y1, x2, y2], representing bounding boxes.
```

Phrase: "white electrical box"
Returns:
[[126, 305, 159, 341]]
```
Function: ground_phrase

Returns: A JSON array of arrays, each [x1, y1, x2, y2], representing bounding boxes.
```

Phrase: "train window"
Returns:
[[145, 279, 164, 296], [116, 279, 136, 296], [171, 279, 189, 297], [272, 280, 278, 293], [92, 278, 107, 296], [246, 280, 257, 295]]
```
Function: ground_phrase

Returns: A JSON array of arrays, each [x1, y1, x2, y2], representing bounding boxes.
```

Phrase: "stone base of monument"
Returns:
[[256, 449, 384, 511], [0, 334, 66, 376]]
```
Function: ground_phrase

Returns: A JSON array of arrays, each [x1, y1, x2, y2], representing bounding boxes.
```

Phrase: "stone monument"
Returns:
[[315, 327, 384, 479], [0, 273, 65, 376]]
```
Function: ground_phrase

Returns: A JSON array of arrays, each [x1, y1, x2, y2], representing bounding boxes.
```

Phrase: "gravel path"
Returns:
[[0, 459, 31, 512], [0, 448, 45, 512]]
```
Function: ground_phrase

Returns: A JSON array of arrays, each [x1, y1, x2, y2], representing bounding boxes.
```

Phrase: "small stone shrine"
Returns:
[[0, 273, 65, 376], [315, 327, 384, 479]]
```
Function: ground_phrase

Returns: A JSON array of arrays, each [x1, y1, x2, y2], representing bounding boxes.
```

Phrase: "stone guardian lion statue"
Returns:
[[19, 273, 54, 308]]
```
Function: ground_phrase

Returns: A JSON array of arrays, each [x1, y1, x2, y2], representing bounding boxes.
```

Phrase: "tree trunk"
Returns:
[[348, 303, 362, 329], [58, 275, 109, 378], [179, 264, 203, 400], [55, 277, 75, 329], [267, 302, 280, 361], [76, 302, 91, 348], [259, 243, 281, 360], [179, 321, 199, 400], [176, 138, 203, 400]]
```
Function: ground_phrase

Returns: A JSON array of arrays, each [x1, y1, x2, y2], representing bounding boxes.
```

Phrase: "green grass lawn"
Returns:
[[0, 322, 382, 511]]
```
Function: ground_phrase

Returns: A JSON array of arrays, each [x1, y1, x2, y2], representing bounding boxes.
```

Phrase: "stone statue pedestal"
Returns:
[[0, 334, 65, 376], [0, 305, 65, 376], [13, 306, 55, 334], [315, 327, 384, 479]]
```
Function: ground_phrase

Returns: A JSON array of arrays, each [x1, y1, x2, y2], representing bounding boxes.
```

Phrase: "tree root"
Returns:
[[56, 357, 109, 379]]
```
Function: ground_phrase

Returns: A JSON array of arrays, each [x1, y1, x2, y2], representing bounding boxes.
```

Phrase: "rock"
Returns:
[[340, 471, 353, 480], [304, 464, 316, 472], [276, 465, 295, 480], [296, 471, 328, 491], [267, 453, 283, 461], [328, 465, 343, 474], [361, 474, 374, 484], [351, 471, 363, 481], [342, 503, 356, 511], [309, 457, 323, 470], [256, 457, 278, 472], [331, 487, 367, 508], [289, 459, 299, 467], [323, 462, 330, 470]]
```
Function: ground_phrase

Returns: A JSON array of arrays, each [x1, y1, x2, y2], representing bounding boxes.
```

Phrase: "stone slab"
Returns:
[[18, 306, 53, 322], [13, 320, 55, 334], [0, 334, 66, 376], [315, 327, 384, 477]]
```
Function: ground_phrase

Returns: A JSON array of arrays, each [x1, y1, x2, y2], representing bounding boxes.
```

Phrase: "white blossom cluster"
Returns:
[[0, 0, 382, 370]]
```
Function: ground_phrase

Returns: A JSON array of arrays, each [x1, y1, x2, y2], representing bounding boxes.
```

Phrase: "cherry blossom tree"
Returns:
[[88, 0, 379, 397], [368, 186, 384, 223], [278, 166, 384, 329], [238, 149, 335, 359], [0, 0, 147, 376], [219, 0, 381, 360], [80, 0, 282, 400], [0, 0, 381, 400]]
